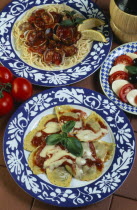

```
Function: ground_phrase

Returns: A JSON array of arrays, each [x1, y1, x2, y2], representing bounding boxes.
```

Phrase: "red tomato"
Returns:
[[119, 84, 134, 103], [0, 91, 14, 116], [0, 66, 14, 83], [11, 77, 32, 102], [109, 71, 129, 84], [114, 55, 133, 66], [135, 96, 137, 104]]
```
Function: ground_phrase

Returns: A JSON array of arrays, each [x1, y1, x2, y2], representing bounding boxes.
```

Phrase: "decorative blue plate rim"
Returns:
[[3, 86, 135, 207], [0, 0, 112, 87], [100, 41, 137, 115]]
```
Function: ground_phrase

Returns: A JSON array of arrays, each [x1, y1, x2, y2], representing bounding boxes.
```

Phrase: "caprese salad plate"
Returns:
[[100, 42, 137, 115], [3, 86, 135, 207], [0, 0, 112, 87]]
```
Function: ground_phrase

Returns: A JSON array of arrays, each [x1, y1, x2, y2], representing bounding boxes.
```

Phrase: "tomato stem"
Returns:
[[0, 82, 12, 98]]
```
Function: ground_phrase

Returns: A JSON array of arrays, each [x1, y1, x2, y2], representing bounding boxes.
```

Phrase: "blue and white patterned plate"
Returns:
[[3, 86, 135, 207], [0, 0, 112, 87], [100, 42, 137, 115]]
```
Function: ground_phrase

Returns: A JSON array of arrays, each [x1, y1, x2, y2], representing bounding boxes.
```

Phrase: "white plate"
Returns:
[[3, 86, 135, 207], [100, 42, 137, 114], [0, 0, 112, 87]]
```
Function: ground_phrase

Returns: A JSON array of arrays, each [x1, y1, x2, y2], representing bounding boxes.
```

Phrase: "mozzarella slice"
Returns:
[[43, 121, 60, 133], [126, 89, 137, 107], [76, 129, 107, 142], [109, 64, 127, 75], [112, 79, 129, 96], [126, 53, 137, 60]]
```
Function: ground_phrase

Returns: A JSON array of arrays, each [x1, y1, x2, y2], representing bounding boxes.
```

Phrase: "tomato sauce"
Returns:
[[34, 142, 46, 169], [86, 158, 103, 171], [31, 117, 60, 147], [31, 130, 48, 147], [60, 115, 80, 122], [86, 142, 104, 171], [84, 123, 97, 133], [98, 120, 107, 129]]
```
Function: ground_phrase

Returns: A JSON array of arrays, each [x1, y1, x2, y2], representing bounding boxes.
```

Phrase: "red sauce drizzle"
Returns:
[[31, 118, 60, 147], [60, 115, 80, 122], [86, 142, 104, 171], [31, 131, 48, 147], [98, 120, 107, 129], [84, 123, 97, 133], [34, 142, 47, 170]]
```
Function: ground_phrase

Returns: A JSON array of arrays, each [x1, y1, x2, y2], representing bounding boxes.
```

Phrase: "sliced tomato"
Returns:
[[135, 95, 137, 104], [109, 71, 129, 84], [119, 83, 134, 103], [114, 55, 133, 66]]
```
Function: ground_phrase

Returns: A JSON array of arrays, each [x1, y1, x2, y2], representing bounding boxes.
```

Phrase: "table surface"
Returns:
[[0, 0, 137, 210]]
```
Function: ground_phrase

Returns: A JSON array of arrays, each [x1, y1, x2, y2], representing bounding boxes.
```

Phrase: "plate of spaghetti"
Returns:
[[0, 0, 112, 87], [3, 87, 135, 207]]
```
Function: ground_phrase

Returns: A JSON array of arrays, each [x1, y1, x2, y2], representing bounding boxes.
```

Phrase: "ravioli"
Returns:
[[66, 164, 102, 181], [25, 105, 115, 187], [55, 105, 86, 134], [28, 143, 73, 187], [46, 167, 72, 187], [93, 140, 115, 162], [76, 111, 108, 142], [65, 141, 115, 181], [28, 146, 45, 175], [24, 114, 61, 151]]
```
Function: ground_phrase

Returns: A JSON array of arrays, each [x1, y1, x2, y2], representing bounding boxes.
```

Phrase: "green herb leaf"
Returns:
[[60, 132, 68, 147], [46, 133, 62, 145], [62, 121, 76, 133], [66, 137, 83, 157], [126, 66, 137, 74], [60, 19, 74, 26], [63, 10, 76, 17], [74, 17, 85, 25]]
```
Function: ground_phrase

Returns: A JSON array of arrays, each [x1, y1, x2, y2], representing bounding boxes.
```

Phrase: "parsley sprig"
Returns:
[[60, 10, 85, 27]]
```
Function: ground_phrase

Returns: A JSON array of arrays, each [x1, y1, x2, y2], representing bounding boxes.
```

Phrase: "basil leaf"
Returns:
[[60, 132, 68, 147], [66, 137, 83, 157], [46, 133, 62, 145], [126, 66, 137, 74], [61, 132, 68, 138], [62, 121, 76, 133], [74, 17, 85, 25], [60, 19, 74, 26]]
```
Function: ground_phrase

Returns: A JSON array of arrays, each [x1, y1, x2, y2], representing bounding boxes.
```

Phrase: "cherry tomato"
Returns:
[[109, 71, 129, 84], [114, 55, 133, 66], [119, 83, 134, 103], [0, 91, 14, 116], [0, 66, 14, 83], [11, 77, 32, 102]]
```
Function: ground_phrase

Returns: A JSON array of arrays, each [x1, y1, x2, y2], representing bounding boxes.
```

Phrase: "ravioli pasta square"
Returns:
[[24, 105, 115, 187]]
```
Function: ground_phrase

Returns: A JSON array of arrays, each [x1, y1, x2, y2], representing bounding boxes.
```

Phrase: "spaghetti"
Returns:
[[13, 4, 92, 71]]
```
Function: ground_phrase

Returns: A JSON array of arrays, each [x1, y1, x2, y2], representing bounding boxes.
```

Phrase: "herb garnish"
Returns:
[[63, 10, 76, 17], [126, 66, 137, 74], [60, 10, 85, 27], [46, 120, 83, 157]]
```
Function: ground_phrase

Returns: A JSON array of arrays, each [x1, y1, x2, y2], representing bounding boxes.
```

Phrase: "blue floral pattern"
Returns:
[[4, 87, 135, 207], [0, 0, 112, 87]]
